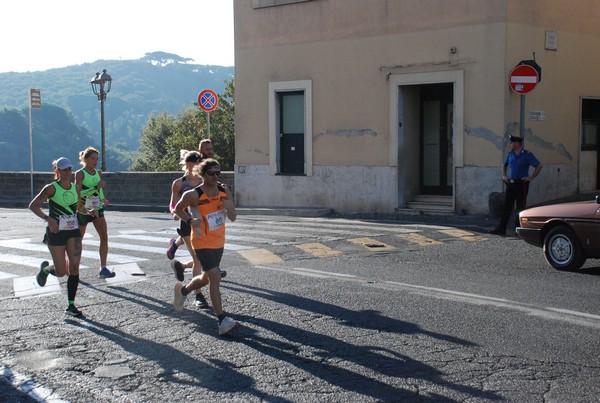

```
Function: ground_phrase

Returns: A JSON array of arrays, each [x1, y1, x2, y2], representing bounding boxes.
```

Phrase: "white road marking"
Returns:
[[385, 281, 600, 329], [256, 265, 357, 279], [104, 263, 146, 285], [0, 365, 64, 402], [253, 265, 600, 329], [13, 275, 61, 298], [0, 252, 90, 269], [0, 271, 19, 280], [0, 239, 145, 264], [97, 237, 253, 252]]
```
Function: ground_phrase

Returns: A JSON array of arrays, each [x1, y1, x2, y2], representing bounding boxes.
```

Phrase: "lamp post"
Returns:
[[90, 69, 112, 172]]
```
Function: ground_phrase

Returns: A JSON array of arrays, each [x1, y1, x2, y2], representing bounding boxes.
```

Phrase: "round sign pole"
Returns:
[[198, 89, 219, 140], [207, 112, 211, 139], [520, 94, 526, 139]]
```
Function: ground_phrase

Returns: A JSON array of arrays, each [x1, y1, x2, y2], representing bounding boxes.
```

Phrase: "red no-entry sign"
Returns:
[[198, 89, 219, 112], [509, 65, 539, 94]]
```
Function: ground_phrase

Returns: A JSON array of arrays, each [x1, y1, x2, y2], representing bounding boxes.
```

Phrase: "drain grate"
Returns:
[[348, 237, 396, 251], [365, 243, 385, 248]]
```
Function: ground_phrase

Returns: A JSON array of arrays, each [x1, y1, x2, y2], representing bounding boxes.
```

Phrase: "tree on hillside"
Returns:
[[129, 113, 177, 171], [130, 79, 235, 171]]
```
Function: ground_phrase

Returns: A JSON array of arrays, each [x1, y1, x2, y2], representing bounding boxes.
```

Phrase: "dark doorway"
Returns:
[[582, 98, 600, 189], [420, 83, 453, 195]]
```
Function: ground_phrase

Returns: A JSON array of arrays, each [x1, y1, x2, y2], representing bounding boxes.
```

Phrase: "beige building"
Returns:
[[233, 0, 600, 214]]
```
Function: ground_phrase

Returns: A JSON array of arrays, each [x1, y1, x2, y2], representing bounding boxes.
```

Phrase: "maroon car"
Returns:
[[516, 195, 600, 270]]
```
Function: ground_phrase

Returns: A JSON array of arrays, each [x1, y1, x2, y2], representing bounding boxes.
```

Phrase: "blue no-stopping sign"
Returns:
[[198, 89, 219, 112]]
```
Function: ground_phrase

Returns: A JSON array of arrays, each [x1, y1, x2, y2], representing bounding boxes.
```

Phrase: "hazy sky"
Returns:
[[1, 0, 234, 73]]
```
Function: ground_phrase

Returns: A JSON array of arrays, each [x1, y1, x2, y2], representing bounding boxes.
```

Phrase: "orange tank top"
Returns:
[[190, 184, 228, 249]]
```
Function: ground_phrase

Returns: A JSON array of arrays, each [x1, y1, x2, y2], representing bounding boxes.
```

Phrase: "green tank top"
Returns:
[[48, 181, 79, 221], [78, 168, 104, 210]]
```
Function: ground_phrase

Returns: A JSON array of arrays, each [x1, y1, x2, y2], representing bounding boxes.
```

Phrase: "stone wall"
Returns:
[[0, 171, 234, 211]]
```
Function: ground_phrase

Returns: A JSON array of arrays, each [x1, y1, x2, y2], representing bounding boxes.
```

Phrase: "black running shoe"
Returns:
[[36, 261, 49, 287], [65, 305, 83, 317], [171, 260, 185, 282], [194, 292, 209, 310]]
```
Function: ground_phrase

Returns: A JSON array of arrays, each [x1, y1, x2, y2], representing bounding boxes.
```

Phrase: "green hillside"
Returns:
[[0, 52, 234, 171]]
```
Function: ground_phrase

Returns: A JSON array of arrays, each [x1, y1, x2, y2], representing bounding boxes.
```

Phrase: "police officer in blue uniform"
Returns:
[[489, 135, 543, 236]]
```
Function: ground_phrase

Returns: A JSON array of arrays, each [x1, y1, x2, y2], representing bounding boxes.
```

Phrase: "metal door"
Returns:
[[279, 91, 305, 175]]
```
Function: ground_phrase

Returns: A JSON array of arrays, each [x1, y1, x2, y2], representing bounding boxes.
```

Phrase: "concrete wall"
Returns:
[[233, 0, 600, 214], [0, 172, 234, 211], [234, 165, 397, 213]]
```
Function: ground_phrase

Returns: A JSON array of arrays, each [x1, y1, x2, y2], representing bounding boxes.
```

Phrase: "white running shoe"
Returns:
[[218, 316, 241, 336], [173, 283, 187, 312]]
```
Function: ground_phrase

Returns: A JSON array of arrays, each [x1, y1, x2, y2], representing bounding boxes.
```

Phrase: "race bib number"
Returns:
[[85, 195, 100, 210], [59, 214, 79, 231], [206, 210, 226, 231]]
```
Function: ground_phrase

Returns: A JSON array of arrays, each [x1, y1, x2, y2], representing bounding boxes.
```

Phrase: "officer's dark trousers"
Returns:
[[497, 180, 529, 232]]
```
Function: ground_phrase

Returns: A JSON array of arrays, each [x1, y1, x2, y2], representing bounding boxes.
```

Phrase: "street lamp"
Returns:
[[90, 69, 112, 171]]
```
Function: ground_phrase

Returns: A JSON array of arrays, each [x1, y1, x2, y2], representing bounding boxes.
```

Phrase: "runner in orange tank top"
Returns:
[[173, 158, 241, 335]]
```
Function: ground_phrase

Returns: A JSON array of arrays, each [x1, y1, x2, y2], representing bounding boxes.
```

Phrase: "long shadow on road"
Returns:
[[76, 279, 499, 401], [225, 282, 501, 402], [75, 281, 291, 402], [64, 316, 284, 401]]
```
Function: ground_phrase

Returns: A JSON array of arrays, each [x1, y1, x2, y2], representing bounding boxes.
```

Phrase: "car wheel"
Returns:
[[543, 226, 585, 271]]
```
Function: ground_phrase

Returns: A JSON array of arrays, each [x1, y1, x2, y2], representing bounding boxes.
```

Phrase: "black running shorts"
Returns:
[[46, 227, 82, 246], [194, 248, 224, 271], [178, 219, 192, 237]]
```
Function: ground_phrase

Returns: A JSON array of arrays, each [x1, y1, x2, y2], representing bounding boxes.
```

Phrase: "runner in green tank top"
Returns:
[[29, 157, 84, 317], [75, 146, 115, 279]]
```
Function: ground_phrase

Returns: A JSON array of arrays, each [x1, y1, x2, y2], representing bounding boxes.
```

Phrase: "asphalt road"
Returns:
[[1, 208, 599, 402]]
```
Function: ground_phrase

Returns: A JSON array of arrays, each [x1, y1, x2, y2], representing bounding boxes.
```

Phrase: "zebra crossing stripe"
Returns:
[[84, 239, 175, 255], [0, 251, 90, 269], [0, 271, 18, 280], [11, 264, 146, 299], [296, 243, 343, 257], [237, 249, 283, 265], [13, 275, 61, 298], [104, 263, 146, 285], [103, 237, 253, 252], [397, 233, 443, 246], [0, 239, 144, 264]]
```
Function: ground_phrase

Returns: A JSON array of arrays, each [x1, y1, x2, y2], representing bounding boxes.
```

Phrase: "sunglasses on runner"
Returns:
[[205, 170, 221, 177]]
